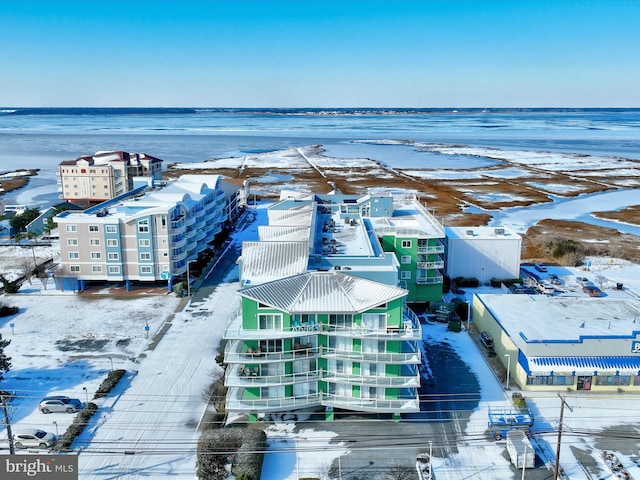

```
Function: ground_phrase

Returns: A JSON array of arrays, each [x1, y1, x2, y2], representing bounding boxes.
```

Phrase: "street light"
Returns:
[[109, 357, 114, 371], [504, 354, 511, 389], [465, 300, 471, 331], [428, 441, 433, 479], [186, 260, 196, 297], [82, 387, 88, 406], [52, 421, 58, 437]]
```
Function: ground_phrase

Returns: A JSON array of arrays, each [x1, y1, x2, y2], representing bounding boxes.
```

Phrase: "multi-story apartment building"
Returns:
[[224, 191, 444, 420], [54, 175, 239, 291], [57, 151, 163, 205]]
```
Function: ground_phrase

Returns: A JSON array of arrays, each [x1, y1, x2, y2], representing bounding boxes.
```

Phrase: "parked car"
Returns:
[[510, 283, 525, 294], [576, 276, 591, 286], [548, 274, 562, 285], [537, 282, 555, 295], [583, 285, 602, 297], [13, 429, 57, 449], [39, 396, 82, 414], [534, 262, 547, 272]]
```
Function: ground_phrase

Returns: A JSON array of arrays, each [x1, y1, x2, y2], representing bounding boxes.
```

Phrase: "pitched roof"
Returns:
[[241, 241, 309, 284], [240, 271, 407, 313]]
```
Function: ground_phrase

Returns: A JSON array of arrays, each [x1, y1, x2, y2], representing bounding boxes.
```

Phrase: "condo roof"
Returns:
[[240, 270, 407, 313]]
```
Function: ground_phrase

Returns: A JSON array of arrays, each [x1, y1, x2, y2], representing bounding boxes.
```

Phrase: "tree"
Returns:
[[385, 464, 415, 480], [0, 333, 11, 382], [8, 207, 40, 232]]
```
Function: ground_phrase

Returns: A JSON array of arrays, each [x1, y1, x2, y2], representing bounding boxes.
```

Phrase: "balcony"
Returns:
[[225, 387, 322, 412], [417, 245, 445, 254], [223, 339, 320, 364], [321, 370, 420, 388], [322, 347, 421, 364], [416, 260, 445, 270], [225, 364, 320, 387], [416, 275, 444, 285], [322, 392, 420, 413]]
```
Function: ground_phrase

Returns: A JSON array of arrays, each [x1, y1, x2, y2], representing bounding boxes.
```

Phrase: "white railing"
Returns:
[[223, 340, 320, 363], [321, 371, 420, 388], [225, 364, 320, 386], [417, 245, 445, 254], [225, 387, 322, 412], [322, 393, 420, 413], [417, 260, 444, 270], [416, 275, 443, 285], [322, 347, 421, 364]]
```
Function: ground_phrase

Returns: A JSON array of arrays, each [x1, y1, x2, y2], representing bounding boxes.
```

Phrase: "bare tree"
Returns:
[[37, 270, 48, 290], [385, 463, 415, 480], [18, 259, 33, 285]]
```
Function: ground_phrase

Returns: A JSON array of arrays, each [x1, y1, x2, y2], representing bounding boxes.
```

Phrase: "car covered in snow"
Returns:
[[534, 262, 547, 272]]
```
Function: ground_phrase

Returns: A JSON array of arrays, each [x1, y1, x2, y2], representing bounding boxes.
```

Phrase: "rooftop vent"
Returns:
[[494, 228, 505, 235], [466, 229, 474, 236]]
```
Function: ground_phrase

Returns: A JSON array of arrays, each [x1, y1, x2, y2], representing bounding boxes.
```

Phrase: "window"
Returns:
[[258, 314, 282, 330], [107, 252, 119, 260], [161, 215, 167, 229], [67, 238, 78, 246], [90, 238, 100, 246], [258, 339, 283, 353], [66, 225, 77, 232], [363, 313, 387, 331], [106, 225, 117, 233], [401, 240, 412, 248], [70, 265, 80, 273], [526, 375, 572, 386], [138, 219, 149, 233], [91, 265, 102, 273], [68, 252, 79, 259], [401, 271, 412, 280], [140, 266, 152, 274], [140, 252, 151, 260], [329, 314, 353, 328], [595, 375, 631, 386], [88, 225, 99, 232], [106, 239, 118, 247], [401, 255, 411, 264], [108, 266, 120, 274], [90, 252, 101, 259], [139, 239, 150, 247]]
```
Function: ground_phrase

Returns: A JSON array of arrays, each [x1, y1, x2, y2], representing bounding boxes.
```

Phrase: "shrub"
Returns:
[[54, 402, 98, 451], [453, 277, 479, 288], [0, 305, 19, 317], [197, 427, 266, 480], [94, 369, 127, 398]]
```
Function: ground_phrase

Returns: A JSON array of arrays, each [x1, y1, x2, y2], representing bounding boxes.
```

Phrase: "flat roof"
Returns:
[[477, 293, 640, 351], [446, 225, 521, 240]]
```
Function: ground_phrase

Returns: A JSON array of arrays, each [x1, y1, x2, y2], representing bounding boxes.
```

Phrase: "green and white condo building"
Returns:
[[223, 191, 445, 420]]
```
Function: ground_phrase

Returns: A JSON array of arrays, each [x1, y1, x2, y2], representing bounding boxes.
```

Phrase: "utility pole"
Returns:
[[1, 393, 15, 454], [554, 394, 573, 480]]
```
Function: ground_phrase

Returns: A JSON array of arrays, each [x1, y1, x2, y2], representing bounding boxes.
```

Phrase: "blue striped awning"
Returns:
[[526, 356, 640, 376]]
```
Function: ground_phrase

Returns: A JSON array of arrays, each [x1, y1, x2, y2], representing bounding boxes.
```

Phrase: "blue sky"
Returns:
[[1, 0, 639, 107]]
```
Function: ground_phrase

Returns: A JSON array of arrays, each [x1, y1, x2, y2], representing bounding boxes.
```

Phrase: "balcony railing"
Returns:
[[321, 393, 420, 413], [225, 364, 320, 387], [225, 387, 322, 412], [321, 370, 420, 388], [417, 260, 445, 270], [224, 340, 320, 364], [416, 275, 443, 285], [417, 245, 445, 254], [322, 347, 421, 364]]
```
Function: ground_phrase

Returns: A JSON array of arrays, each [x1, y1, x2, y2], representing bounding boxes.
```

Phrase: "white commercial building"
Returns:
[[445, 226, 522, 282]]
